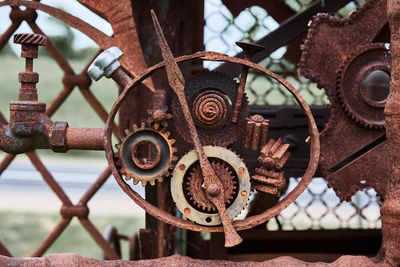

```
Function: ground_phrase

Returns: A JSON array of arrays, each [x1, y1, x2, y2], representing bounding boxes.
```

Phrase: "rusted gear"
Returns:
[[171, 146, 251, 226], [243, 114, 269, 150], [251, 138, 290, 197], [184, 159, 238, 213], [336, 43, 390, 129], [116, 122, 177, 186], [104, 50, 320, 234], [146, 106, 172, 130], [299, 0, 388, 201], [171, 71, 249, 146], [13, 33, 47, 47]]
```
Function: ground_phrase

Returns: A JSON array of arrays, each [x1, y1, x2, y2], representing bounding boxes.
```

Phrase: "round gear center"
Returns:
[[171, 71, 249, 146], [116, 123, 177, 186], [337, 43, 390, 129], [171, 146, 251, 226], [184, 158, 239, 213], [191, 90, 231, 129]]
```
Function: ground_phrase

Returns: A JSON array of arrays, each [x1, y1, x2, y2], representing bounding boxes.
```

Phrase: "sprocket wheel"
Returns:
[[116, 122, 177, 186], [184, 159, 238, 213], [336, 43, 390, 129], [171, 146, 251, 226], [171, 71, 249, 146]]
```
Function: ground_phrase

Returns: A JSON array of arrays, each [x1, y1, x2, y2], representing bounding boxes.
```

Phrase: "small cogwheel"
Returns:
[[116, 122, 178, 186]]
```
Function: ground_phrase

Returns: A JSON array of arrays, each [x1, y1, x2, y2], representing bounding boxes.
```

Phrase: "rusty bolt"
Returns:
[[183, 207, 191, 216], [179, 164, 186, 171], [87, 47, 123, 81], [207, 183, 221, 197], [238, 167, 245, 175], [240, 190, 248, 197]]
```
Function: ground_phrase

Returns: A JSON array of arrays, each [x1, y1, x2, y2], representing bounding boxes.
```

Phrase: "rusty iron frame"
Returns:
[[2, 0, 399, 265]]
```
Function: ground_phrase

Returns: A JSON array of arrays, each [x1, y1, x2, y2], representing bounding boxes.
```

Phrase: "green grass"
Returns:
[[0, 211, 144, 259]]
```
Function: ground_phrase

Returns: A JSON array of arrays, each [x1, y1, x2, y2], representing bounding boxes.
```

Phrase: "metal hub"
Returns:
[[116, 123, 177, 186], [171, 146, 250, 226], [171, 71, 249, 146]]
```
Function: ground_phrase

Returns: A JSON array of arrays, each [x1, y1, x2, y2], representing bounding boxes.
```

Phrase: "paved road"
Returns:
[[0, 155, 145, 216]]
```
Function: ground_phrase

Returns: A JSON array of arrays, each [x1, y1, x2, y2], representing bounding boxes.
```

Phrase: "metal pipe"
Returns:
[[65, 127, 104, 150]]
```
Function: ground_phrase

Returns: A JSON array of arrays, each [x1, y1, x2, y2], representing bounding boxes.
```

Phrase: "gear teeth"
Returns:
[[117, 121, 176, 188], [170, 139, 176, 144]]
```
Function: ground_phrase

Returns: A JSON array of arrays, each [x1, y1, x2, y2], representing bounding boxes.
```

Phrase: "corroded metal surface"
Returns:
[[0, 0, 153, 259], [171, 71, 249, 146], [243, 114, 269, 150], [116, 122, 177, 187], [171, 146, 250, 226], [300, 0, 389, 201], [103, 52, 320, 239]]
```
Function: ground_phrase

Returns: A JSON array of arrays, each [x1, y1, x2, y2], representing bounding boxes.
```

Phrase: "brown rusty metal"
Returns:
[[0, 0, 150, 260], [232, 42, 265, 124], [184, 159, 238, 213], [171, 71, 249, 146], [65, 127, 104, 150], [116, 122, 177, 187], [251, 138, 290, 197], [103, 51, 320, 238], [13, 33, 46, 101], [300, 0, 389, 201], [151, 10, 243, 247], [377, 1, 400, 265], [243, 114, 269, 150]]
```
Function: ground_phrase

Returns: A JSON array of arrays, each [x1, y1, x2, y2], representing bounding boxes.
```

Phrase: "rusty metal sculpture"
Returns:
[[0, 3, 320, 253], [300, 0, 389, 201], [99, 10, 320, 248], [6, 0, 400, 265]]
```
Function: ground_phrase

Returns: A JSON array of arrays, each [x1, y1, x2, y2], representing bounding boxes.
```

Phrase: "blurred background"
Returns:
[[0, 0, 381, 260]]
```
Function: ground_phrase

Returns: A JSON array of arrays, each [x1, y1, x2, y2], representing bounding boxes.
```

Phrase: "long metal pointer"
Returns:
[[151, 10, 242, 247]]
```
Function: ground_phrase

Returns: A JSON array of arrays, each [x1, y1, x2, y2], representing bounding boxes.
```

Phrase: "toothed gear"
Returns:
[[184, 159, 238, 213], [116, 123, 177, 186], [336, 43, 390, 130], [171, 71, 249, 146], [171, 146, 251, 226]]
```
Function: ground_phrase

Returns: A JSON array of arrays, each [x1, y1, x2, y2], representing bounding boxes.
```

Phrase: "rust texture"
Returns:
[[103, 49, 320, 245], [243, 114, 269, 150], [171, 71, 249, 147], [0, 0, 156, 260], [231, 42, 265, 123], [300, 0, 389, 201]]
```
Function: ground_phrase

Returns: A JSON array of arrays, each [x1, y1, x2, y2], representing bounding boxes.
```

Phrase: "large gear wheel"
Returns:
[[171, 146, 251, 226], [116, 122, 177, 186], [171, 71, 249, 146], [336, 43, 390, 129]]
